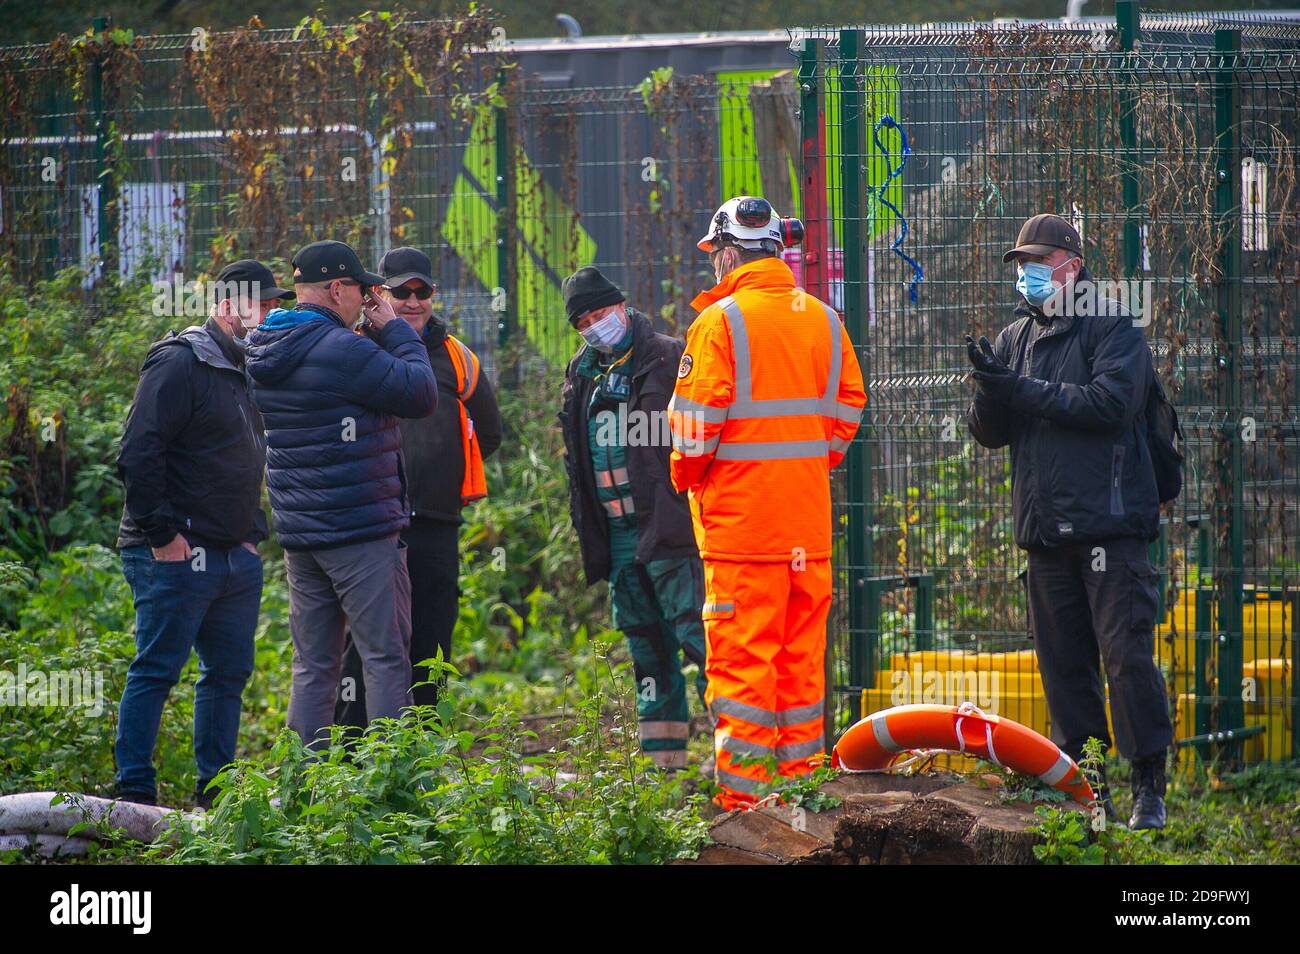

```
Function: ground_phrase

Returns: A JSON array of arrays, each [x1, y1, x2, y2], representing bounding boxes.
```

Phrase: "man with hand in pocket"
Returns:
[[115, 259, 292, 809]]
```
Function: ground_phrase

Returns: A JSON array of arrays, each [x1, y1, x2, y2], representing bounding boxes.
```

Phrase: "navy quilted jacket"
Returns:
[[245, 303, 436, 550]]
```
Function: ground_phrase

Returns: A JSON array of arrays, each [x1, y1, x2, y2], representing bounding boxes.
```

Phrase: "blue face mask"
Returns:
[[1016, 261, 1059, 307]]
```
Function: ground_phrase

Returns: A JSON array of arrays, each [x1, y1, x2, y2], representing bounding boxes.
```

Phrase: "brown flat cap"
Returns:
[[1003, 213, 1084, 263]]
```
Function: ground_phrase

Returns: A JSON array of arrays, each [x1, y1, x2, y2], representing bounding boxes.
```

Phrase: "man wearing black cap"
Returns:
[[334, 246, 502, 726], [966, 213, 1173, 830], [245, 240, 437, 748], [558, 266, 707, 771], [115, 259, 293, 808]]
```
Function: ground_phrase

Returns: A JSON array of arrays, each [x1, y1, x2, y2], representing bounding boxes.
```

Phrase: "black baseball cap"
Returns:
[[378, 246, 435, 288], [291, 240, 385, 287], [214, 259, 294, 300], [1003, 213, 1084, 263]]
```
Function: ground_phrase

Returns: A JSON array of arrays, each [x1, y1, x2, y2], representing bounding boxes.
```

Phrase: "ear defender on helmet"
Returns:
[[779, 217, 805, 249]]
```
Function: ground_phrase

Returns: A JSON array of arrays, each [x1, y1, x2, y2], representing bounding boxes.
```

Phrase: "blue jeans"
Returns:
[[116, 544, 263, 797]]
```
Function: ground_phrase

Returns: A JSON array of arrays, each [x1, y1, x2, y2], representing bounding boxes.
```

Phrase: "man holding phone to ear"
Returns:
[[245, 240, 436, 748], [335, 246, 502, 727]]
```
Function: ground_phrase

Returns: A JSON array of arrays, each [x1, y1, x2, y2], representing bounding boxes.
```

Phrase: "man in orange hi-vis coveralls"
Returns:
[[668, 196, 866, 810]]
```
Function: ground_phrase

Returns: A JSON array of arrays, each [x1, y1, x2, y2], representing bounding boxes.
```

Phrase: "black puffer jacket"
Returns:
[[559, 308, 700, 585], [117, 319, 268, 550], [966, 267, 1160, 549]]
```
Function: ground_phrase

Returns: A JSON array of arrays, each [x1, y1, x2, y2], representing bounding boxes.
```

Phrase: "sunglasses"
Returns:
[[386, 284, 435, 301]]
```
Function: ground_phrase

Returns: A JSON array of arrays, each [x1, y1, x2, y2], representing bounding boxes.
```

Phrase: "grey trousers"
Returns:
[[284, 534, 413, 747], [1025, 536, 1174, 762]]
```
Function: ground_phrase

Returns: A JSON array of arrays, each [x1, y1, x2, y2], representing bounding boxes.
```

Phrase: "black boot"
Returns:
[[1128, 754, 1168, 831], [195, 780, 217, 811], [112, 785, 156, 806]]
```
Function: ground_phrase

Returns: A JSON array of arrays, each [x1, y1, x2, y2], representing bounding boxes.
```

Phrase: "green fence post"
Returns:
[[914, 573, 935, 652], [1116, 1, 1142, 282], [1194, 588, 1215, 739], [1213, 28, 1245, 761], [858, 577, 886, 722], [90, 15, 114, 278], [838, 28, 873, 727], [494, 68, 513, 351], [1189, 514, 1215, 741]]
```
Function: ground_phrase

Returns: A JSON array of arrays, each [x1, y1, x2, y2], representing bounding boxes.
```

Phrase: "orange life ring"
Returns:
[[831, 702, 1095, 805]]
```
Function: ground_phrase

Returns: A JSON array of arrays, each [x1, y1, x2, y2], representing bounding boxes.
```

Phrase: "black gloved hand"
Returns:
[[965, 334, 1018, 403], [965, 334, 1008, 374]]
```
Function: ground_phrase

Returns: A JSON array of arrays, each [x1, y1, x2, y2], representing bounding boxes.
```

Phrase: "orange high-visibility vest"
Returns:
[[444, 334, 487, 505], [668, 257, 866, 561]]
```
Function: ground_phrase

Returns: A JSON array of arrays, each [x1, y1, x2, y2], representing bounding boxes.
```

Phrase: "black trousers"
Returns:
[[335, 517, 461, 728], [1025, 536, 1174, 762]]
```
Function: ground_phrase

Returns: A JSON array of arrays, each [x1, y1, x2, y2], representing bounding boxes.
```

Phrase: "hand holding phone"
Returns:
[[361, 288, 398, 331]]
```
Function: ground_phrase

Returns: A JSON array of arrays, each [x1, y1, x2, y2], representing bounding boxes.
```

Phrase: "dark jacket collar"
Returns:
[[204, 317, 246, 367], [627, 308, 660, 379], [421, 317, 449, 347]]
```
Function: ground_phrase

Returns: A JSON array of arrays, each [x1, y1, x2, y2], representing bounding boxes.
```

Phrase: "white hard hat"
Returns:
[[698, 196, 785, 253]]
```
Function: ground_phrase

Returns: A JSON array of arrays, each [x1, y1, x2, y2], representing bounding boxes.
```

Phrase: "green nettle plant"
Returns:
[[145, 667, 710, 865], [1031, 804, 1105, 865]]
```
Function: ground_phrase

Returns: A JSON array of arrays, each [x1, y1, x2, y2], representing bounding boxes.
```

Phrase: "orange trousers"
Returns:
[[702, 558, 831, 810]]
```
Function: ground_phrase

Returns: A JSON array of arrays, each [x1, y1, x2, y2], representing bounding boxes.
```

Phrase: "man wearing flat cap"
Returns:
[[245, 240, 436, 749], [965, 213, 1173, 831]]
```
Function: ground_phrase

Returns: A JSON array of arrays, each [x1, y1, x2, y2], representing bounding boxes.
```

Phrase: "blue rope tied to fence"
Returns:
[[872, 114, 924, 303]]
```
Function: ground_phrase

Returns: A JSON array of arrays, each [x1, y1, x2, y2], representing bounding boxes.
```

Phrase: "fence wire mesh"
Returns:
[[810, 18, 1299, 768]]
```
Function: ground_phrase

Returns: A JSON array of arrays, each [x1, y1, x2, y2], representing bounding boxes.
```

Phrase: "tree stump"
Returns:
[[684, 772, 1086, 865]]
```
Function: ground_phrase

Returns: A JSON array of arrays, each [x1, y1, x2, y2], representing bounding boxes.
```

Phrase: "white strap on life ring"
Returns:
[[954, 701, 1001, 768]]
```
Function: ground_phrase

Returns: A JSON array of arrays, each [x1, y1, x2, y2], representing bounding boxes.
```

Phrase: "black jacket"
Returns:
[[117, 319, 269, 550], [244, 304, 436, 550], [967, 267, 1160, 550], [559, 308, 700, 585], [400, 321, 503, 523]]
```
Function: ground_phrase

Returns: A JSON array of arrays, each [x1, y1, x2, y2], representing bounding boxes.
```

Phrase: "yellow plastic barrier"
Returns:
[[853, 632, 1292, 772]]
